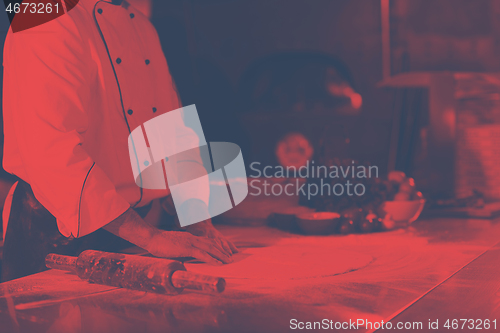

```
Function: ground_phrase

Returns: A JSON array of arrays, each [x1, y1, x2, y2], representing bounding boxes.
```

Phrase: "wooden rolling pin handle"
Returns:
[[171, 270, 226, 293], [45, 253, 77, 273]]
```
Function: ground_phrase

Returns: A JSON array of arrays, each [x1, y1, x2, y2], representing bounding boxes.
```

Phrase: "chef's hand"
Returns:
[[104, 208, 232, 265], [147, 230, 233, 265], [184, 220, 238, 256], [161, 197, 238, 257]]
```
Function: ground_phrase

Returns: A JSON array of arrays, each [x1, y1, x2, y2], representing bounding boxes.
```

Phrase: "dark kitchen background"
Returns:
[[151, 0, 500, 200]]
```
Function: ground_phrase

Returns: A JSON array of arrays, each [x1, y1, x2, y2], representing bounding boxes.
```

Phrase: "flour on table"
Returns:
[[185, 238, 374, 280]]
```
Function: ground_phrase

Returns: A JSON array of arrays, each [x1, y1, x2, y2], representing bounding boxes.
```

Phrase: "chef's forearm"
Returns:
[[178, 198, 211, 220], [176, 159, 208, 184], [103, 208, 160, 250], [160, 195, 212, 225]]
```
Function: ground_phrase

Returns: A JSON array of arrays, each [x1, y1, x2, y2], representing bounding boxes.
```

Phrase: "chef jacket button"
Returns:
[[116, 58, 122, 64], [97, 8, 103, 14], [130, 13, 135, 18], [144, 161, 150, 166], [165, 157, 169, 162], [152, 107, 157, 113], [127, 109, 133, 115], [145, 59, 151, 65]]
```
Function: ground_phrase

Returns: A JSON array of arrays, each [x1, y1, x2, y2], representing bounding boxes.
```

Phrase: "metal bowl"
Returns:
[[296, 212, 341, 235], [380, 199, 426, 224]]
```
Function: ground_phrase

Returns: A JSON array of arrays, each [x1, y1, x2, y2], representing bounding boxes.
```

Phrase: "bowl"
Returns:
[[296, 212, 341, 235], [380, 199, 426, 224]]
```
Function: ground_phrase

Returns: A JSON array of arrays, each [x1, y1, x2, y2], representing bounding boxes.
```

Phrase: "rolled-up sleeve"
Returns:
[[3, 18, 130, 238]]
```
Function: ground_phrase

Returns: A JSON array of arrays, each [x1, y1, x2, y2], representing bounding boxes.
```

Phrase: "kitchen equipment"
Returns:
[[296, 212, 341, 235], [380, 199, 426, 225], [45, 250, 225, 295]]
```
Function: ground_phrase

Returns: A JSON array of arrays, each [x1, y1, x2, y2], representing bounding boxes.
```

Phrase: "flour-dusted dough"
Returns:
[[185, 238, 374, 280]]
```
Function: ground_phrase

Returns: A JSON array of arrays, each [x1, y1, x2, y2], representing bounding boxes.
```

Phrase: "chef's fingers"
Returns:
[[227, 239, 239, 254], [217, 238, 233, 256], [201, 236, 229, 257], [194, 239, 233, 264], [206, 232, 231, 256], [191, 248, 223, 265], [207, 229, 234, 256]]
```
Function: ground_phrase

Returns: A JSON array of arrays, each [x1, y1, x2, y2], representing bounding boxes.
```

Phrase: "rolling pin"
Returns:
[[45, 250, 225, 295]]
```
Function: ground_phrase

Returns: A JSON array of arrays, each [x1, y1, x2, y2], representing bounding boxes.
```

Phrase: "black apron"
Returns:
[[1, 181, 153, 282]]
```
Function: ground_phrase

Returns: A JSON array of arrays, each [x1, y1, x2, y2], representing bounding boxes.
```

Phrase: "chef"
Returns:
[[1, 0, 236, 282]]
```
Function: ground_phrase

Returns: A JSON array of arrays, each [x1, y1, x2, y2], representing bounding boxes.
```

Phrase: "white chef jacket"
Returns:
[[3, 0, 208, 238]]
